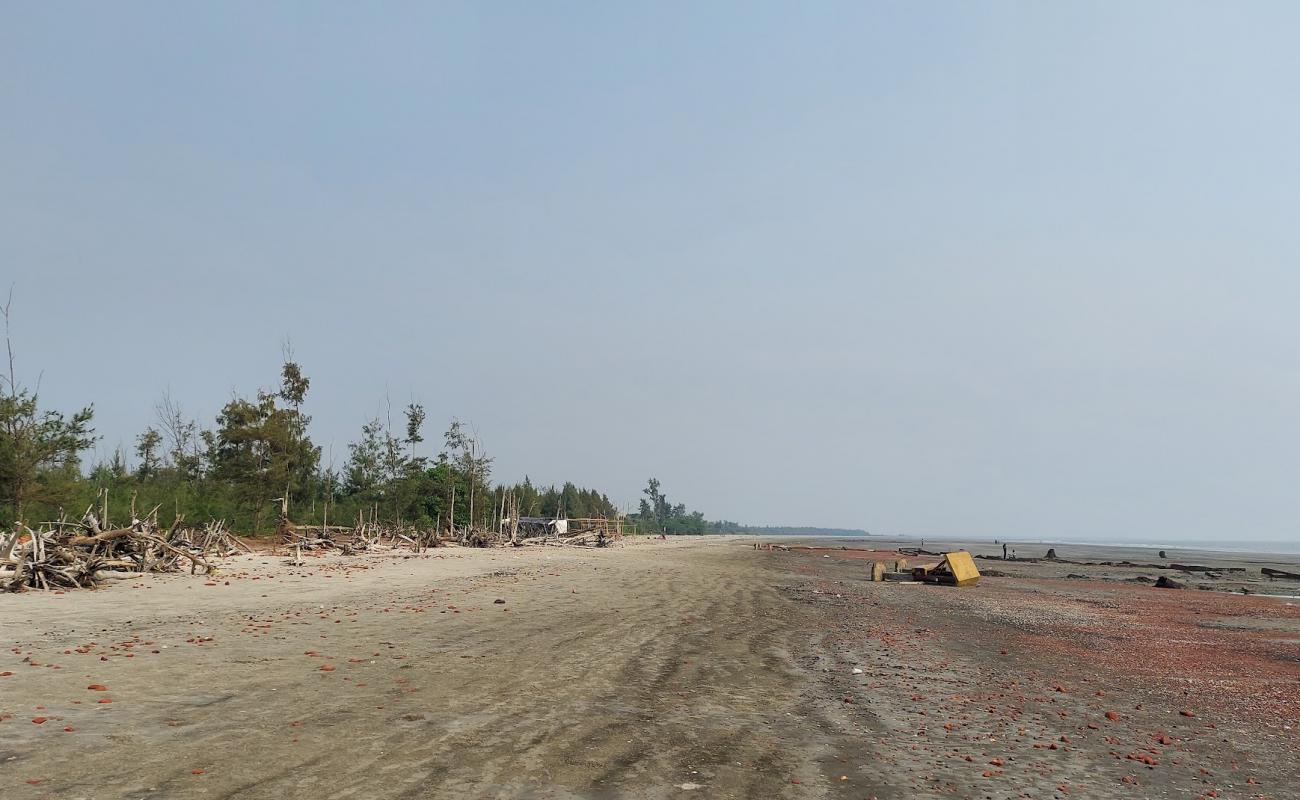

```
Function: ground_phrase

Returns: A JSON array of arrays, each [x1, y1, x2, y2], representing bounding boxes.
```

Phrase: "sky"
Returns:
[[3, 2, 1299, 543]]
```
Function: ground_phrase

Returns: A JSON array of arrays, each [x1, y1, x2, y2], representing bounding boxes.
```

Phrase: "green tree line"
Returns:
[[633, 477, 746, 535], [0, 304, 744, 536], [0, 348, 621, 534]]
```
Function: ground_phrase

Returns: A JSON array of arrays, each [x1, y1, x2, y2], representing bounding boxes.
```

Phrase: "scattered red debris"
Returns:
[[1001, 579, 1300, 726]]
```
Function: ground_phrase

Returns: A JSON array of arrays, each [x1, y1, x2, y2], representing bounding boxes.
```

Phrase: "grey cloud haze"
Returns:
[[3, 2, 1298, 542]]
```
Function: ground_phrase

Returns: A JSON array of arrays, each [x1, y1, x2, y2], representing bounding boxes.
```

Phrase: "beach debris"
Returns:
[[1262, 567, 1300, 581], [2, 509, 231, 591], [505, 513, 622, 548], [1155, 576, 1184, 590], [898, 547, 942, 556], [279, 507, 624, 557], [280, 517, 430, 554], [912, 551, 981, 586], [1045, 548, 1058, 560]]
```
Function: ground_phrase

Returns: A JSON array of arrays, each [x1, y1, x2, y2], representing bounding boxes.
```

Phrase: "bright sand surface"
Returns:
[[2, 536, 1298, 798]]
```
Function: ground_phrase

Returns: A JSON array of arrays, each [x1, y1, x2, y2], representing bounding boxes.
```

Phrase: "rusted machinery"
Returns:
[[867, 551, 980, 586], [911, 551, 981, 586]]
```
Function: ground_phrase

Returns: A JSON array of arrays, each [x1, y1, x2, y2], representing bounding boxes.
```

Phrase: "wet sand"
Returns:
[[784, 540, 1300, 797], [2, 537, 1298, 798], [835, 536, 1300, 596]]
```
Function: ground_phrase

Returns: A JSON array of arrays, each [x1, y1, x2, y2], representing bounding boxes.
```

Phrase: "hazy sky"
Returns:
[[3, 2, 1299, 542]]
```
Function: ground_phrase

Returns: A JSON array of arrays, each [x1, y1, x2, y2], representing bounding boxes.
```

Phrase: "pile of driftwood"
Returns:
[[463, 521, 611, 549], [276, 503, 623, 561], [279, 521, 352, 551], [278, 516, 438, 564], [494, 495, 620, 549], [2, 511, 249, 592], [172, 519, 251, 558], [518, 529, 613, 548]]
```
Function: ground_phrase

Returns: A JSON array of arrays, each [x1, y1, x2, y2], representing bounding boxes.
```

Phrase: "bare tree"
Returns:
[[155, 389, 201, 479]]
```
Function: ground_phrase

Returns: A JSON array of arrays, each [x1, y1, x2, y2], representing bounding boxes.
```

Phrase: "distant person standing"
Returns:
[[1002, 543, 1008, 560]]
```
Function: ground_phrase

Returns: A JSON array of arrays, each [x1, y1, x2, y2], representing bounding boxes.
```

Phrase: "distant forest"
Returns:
[[0, 309, 792, 536]]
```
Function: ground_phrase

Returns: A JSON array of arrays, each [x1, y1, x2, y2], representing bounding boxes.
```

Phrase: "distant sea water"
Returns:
[[1014, 540, 1300, 556], [819, 535, 1300, 557]]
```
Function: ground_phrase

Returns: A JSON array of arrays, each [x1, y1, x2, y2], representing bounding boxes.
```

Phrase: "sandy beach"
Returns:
[[2, 536, 1298, 799]]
